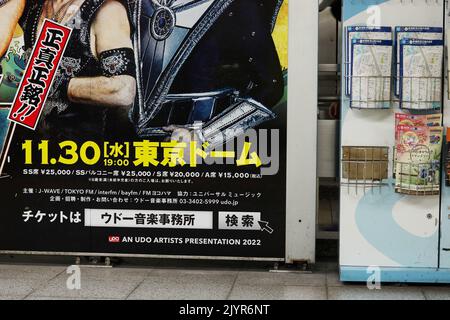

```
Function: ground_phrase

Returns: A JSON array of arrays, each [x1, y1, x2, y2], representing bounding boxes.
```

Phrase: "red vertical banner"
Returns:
[[8, 19, 72, 130]]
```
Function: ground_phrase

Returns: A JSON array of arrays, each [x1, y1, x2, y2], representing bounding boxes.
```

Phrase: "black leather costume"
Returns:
[[128, 0, 284, 148], [19, 0, 136, 141], [15, 0, 284, 146]]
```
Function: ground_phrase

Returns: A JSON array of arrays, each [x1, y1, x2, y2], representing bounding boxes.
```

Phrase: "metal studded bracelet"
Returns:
[[99, 47, 136, 78]]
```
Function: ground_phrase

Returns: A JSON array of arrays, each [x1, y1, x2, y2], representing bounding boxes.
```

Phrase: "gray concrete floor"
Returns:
[[0, 260, 449, 300]]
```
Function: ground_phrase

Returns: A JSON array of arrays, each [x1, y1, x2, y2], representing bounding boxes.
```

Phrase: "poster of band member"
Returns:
[[0, 0, 288, 259]]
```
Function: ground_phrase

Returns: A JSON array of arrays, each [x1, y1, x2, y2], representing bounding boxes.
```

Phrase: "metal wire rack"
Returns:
[[394, 160, 440, 195], [397, 75, 442, 111], [341, 146, 389, 194], [347, 75, 392, 109]]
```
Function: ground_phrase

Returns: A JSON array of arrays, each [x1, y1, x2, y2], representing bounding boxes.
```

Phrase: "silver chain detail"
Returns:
[[151, 0, 176, 9], [0, 0, 11, 8]]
